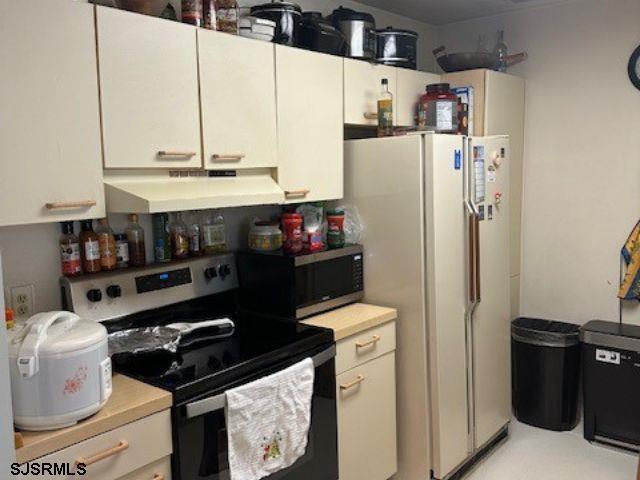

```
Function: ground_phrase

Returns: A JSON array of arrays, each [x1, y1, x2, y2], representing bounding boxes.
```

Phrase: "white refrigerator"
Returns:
[[344, 133, 511, 480]]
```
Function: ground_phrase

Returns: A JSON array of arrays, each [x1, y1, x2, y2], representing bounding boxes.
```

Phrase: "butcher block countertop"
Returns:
[[15, 374, 172, 464], [303, 303, 398, 341]]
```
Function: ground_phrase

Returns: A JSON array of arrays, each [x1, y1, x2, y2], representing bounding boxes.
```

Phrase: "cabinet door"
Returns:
[[0, 0, 105, 227], [199, 31, 277, 170], [275, 46, 343, 203], [344, 59, 397, 126], [337, 352, 397, 480], [97, 7, 201, 169], [396, 69, 441, 127]]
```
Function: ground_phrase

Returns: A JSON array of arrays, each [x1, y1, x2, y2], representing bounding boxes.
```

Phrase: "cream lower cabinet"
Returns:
[[335, 322, 397, 480], [198, 31, 278, 170], [24, 411, 172, 480], [97, 7, 202, 170], [275, 46, 344, 203], [396, 69, 441, 127], [0, 0, 105, 227], [344, 59, 398, 126]]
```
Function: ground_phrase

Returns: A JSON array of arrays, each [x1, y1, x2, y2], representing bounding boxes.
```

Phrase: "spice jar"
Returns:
[[59, 222, 82, 277], [249, 221, 283, 252], [115, 234, 130, 269], [126, 214, 146, 267], [326, 209, 345, 249], [170, 212, 190, 260], [79, 220, 101, 274], [418, 83, 458, 133], [281, 213, 303, 254], [182, 0, 203, 27], [152, 213, 171, 263], [96, 218, 117, 271]]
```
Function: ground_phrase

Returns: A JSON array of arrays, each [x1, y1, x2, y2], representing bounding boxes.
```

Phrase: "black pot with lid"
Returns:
[[299, 12, 346, 56], [328, 6, 377, 60], [250, 0, 302, 46], [376, 27, 418, 70]]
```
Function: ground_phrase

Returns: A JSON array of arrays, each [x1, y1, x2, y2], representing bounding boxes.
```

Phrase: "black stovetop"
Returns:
[[104, 292, 333, 404]]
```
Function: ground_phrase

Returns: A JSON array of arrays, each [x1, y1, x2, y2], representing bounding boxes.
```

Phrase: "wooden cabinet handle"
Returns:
[[45, 200, 96, 210], [356, 335, 380, 349], [284, 189, 310, 198], [212, 153, 245, 162], [153, 474, 165, 480], [75, 440, 129, 466], [157, 151, 196, 159], [363, 112, 378, 120], [340, 375, 365, 390]]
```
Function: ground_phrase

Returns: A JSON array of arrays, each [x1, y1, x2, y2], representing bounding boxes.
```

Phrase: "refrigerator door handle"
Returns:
[[473, 212, 481, 303]]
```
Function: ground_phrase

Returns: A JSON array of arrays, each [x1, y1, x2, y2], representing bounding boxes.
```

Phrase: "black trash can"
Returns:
[[511, 317, 581, 431]]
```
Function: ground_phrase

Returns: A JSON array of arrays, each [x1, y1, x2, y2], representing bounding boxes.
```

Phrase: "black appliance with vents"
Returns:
[[582, 320, 640, 451]]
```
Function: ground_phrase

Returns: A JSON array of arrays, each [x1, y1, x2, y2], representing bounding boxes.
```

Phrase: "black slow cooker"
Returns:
[[250, 1, 302, 46], [298, 12, 346, 56], [376, 27, 418, 70]]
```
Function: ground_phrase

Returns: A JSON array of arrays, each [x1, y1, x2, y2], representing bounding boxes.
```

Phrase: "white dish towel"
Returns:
[[226, 358, 315, 480]]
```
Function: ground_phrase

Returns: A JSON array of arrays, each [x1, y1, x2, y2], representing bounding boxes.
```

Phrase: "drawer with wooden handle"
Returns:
[[117, 456, 171, 480], [24, 410, 171, 480], [336, 351, 397, 480], [335, 320, 396, 375]]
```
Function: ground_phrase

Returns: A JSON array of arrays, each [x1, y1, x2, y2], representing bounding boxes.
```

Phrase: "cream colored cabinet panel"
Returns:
[[118, 457, 171, 480], [199, 31, 277, 170], [335, 321, 395, 375], [275, 46, 343, 203], [337, 352, 397, 480], [97, 8, 201, 169], [0, 0, 105, 227], [25, 411, 172, 480], [344, 59, 397, 126], [396, 69, 441, 127]]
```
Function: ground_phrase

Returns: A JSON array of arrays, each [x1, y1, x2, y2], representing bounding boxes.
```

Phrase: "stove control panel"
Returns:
[[61, 254, 238, 322]]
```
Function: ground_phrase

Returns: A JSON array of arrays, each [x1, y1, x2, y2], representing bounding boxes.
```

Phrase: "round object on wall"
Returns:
[[628, 45, 640, 90]]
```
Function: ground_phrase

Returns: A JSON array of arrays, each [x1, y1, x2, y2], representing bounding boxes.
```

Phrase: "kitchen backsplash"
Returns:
[[0, 205, 279, 314]]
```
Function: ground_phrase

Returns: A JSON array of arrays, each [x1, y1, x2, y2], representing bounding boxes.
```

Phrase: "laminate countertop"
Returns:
[[15, 374, 172, 464], [303, 303, 398, 341]]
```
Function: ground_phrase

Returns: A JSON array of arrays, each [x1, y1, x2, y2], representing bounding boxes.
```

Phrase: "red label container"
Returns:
[[281, 213, 303, 254]]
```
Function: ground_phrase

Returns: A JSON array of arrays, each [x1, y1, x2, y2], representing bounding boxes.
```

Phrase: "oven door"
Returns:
[[172, 345, 338, 480]]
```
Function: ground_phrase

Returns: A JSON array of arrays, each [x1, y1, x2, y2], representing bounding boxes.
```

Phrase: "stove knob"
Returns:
[[106, 285, 122, 299], [86, 289, 102, 303], [204, 267, 218, 280], [218, 264, 231, 279]]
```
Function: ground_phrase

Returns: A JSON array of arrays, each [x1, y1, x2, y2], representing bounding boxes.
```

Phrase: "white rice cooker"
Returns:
[[8, 311, 112, 431]]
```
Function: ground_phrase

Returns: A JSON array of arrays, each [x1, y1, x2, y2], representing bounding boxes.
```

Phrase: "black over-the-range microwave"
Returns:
[[236, 245, 364, 320]]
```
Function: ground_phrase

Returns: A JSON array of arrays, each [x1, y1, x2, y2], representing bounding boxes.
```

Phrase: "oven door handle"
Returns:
[[185, 345, 336, 419]]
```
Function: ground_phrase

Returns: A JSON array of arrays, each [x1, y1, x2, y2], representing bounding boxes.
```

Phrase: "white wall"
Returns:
[[438, 0, 640, 325], [138, 0, 439, 71], [0, 206, 278, 315]]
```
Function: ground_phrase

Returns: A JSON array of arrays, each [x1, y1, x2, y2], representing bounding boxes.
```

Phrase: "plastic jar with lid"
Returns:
[[248, 221, 283, 252], [418, 83, 459, 133]]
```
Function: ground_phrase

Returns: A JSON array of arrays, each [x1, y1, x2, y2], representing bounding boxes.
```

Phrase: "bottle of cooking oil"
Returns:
[[377, 78, 394, 137]]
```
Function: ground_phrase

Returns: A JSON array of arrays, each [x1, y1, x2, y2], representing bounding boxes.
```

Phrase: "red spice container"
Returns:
[[281, 213, 303, 254]]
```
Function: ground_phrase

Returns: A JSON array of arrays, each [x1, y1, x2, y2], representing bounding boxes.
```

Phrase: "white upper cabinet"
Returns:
[[198, 30, 278, 170], [275, 46, 344, 203], [96, 7, 202, 169], [344, 59, 397, 126], [396, 69, 441, 127], [0, 0, 105, 227]]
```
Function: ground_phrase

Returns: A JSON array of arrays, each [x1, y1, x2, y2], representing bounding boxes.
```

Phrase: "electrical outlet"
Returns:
[[11, 284, 34, 319]]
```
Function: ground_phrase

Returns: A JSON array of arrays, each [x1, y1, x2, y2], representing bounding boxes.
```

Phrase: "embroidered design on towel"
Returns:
[[261, 432, 283, 461]]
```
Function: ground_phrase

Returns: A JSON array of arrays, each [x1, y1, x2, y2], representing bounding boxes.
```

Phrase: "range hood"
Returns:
[[104, 170, 284, 213]]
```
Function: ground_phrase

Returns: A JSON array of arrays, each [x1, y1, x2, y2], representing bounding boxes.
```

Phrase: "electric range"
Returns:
[[61, 254, 338, 480]]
